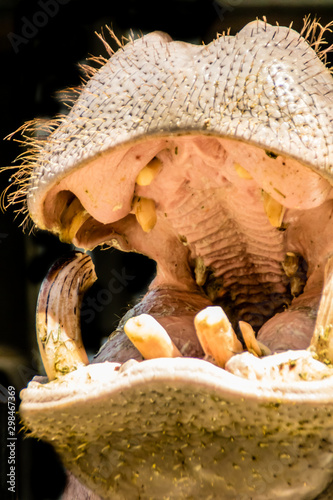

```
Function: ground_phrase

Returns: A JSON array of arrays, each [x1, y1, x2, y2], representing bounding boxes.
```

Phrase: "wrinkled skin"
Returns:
[[7, 19, 333, 499]]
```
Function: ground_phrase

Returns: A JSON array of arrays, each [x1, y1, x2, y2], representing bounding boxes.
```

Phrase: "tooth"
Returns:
[[59, 197, 90, 243], [309, 255, 333, 365], [194, 306, 243, 368], [136, 158, 162, 186], [262, 190, 286, 228], [124, 314, 182, 359], [204, 276, 226, 302], [132, 196, 157, 233], [290, 275, 306, 297], [194, 256, 207, 286], [226, 349, 333, 382], [282, 252, 299, 278], [118, 359, 139, 373], [234, 163, 253, 179], [239, 321, 271, 357], [36, 252, 96, 380]]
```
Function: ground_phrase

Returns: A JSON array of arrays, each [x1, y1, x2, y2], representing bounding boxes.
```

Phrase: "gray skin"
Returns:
[[11, 19, 333, 499]]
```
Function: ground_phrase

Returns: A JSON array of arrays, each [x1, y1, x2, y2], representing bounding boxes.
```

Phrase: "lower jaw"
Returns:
[[20, 359, 333, 500], [19, 251, 333, 500]]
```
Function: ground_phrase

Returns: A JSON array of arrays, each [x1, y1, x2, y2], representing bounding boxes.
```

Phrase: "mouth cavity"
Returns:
[[33, 135, 333, 383]]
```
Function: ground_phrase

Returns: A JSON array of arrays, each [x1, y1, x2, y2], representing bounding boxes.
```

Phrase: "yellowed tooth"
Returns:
[[59, 197, 90, 244], [124, 314, 182, 359], [234, 163, 253, 179], [290, 275, 306, 297], [133, 196, 157, 233], [309, 255, 333, 365], [262, 190, 286, 228], [239, 321, 271, 357], [282, 252, 299, 278], [194, 306, 243, 368], [36, 252, 96, 380], [136, 158, 162, 186], [194, 256, 207, 286]]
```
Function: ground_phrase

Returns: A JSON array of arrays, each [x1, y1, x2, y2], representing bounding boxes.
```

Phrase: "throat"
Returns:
[[165, 181, 291, 334]]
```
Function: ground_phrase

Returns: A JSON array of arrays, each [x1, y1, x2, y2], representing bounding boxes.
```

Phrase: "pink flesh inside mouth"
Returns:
[[36, 134, 333, 362]]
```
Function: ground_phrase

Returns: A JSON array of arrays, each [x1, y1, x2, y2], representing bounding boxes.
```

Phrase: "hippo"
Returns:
[[4, 17, 333, 499]]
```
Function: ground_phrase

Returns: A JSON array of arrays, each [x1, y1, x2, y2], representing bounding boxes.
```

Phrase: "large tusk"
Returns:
[[124, 314, 182, 359], [36, 252, 96, 380], [194, 306, 243, 368], [309, 255, 333, 366]]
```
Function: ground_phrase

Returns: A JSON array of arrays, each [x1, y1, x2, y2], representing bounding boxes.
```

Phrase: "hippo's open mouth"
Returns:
[[6, 18, 333, 499]]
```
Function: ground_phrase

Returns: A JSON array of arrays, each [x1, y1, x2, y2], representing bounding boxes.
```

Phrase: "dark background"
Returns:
[[0, 1, 332, 498]]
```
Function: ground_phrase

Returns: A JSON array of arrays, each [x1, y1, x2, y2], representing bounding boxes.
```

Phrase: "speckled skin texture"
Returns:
[[21, 360, 333, 499], [27, 20, 333, 228], [16, 19, 333, 500]]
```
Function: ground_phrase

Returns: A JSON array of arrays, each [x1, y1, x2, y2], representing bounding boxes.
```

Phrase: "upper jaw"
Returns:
[[26, 19, 333, 230]]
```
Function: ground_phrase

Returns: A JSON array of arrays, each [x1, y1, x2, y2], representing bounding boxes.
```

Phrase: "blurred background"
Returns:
[[0, 0, 332, 498]]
